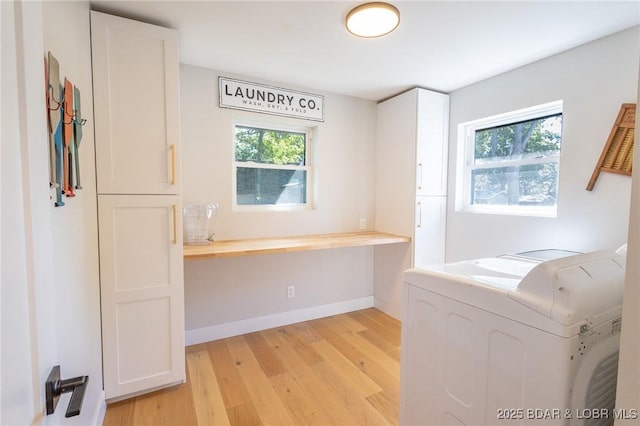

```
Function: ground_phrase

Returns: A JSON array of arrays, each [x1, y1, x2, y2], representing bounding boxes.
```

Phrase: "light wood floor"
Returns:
[[103, 308, 401, 426]]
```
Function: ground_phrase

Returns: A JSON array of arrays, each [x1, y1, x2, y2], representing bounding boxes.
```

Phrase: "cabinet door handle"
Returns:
[[172, 204, 177, 244], [417, 201, 422, 228], [417, 163, 423, 190], [169, 144, 176, 186]]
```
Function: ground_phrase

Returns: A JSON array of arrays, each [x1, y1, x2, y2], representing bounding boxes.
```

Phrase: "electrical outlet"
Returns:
[[359, 218, 366, 229], [287, 285, 295, 298]]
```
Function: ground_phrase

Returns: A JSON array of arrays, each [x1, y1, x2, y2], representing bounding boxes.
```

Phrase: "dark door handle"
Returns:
[[45, 365, 89, 418]]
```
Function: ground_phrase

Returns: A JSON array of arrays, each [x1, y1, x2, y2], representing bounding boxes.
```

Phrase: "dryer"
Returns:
[[401, 250, 625, 425]]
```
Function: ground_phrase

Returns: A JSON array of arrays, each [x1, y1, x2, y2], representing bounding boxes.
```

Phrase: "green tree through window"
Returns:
[[235, 126, 306, 165], [472, 113, 562, 207], [234, 125, 311, 207]]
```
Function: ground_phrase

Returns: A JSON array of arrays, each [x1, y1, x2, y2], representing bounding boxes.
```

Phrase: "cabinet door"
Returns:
[[91, 12, 180, 195], [414, 196, 446, 268], [416, 90, 449, 196], [375, 89, 419, 237], [98, 195, 185, 399]]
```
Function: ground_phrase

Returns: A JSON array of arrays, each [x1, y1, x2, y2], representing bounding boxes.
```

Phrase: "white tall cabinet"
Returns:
[[374, 88, 449, 318], [91, 11, 185, 399]]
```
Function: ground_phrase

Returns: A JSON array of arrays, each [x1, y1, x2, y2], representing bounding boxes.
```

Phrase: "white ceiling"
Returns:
[[90, 1, 640, 101]]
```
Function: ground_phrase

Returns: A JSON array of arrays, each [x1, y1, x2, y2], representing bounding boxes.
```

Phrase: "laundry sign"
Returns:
[[219, 77, 324, 122]]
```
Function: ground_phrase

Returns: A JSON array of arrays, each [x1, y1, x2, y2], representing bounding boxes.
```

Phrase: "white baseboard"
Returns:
[[374, 297, 401, 321], [185, 296, 374, 346], [91, 390, 106, 426]]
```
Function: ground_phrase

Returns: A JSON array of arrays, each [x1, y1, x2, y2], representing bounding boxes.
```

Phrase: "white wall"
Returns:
[[180, 65, 378, 340], [447, 27, 639, 261], [184, 247, 374, 342], [180, 64, 376, 239], [0, 1, 103, 424], [1, 2, 46, 423], [41, 1, 104, 424]]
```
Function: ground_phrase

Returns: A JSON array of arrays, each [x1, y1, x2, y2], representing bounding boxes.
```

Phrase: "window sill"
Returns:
[[458, 205, 557, 218], [183, 231, 411, 260]]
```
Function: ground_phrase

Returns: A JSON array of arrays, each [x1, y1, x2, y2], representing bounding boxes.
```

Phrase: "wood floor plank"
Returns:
[[282, 320, 324, 343], [332, 312, 369, 333], [262, 327, 363, 426], [186, 342, 209, 354], [129, 393, 158, 425], [269, 371, 332, 425], [358, 328, 401, 362], [366, 391, 400, 425], [324, 315, 400, 377], [307, 317, 363, 361], [126, 377, 197, 426], [348, 334, 400, 379], [206, 339, 253, 409], [225, 335, 295, 426], [226, 402, 263, 426], [361, 307, 401, 326], [160, 370, 199, 426], [310, 339, 383, 397], [354, 352, 400, 400], [103, 308, 401, 426], [308, 316, 400, 411], [131, 389, 171, 426], [102, 398, 136, 426], [277, 324, 322, 365], [261, 326, 320, 367], [312, 360, 391, 426], [347, 310, 401, 346], [243, 331, 287, 377], [187, 350, 231, 426], [358, 364, 399, 424], [360, 308, 401, 331]]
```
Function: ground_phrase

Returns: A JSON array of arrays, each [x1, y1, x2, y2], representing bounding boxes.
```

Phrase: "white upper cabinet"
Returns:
[[375, 89, 421, 238], [91, 11, 180, 195], [375, 88, 450, 238], [416, 90, 449, 196]]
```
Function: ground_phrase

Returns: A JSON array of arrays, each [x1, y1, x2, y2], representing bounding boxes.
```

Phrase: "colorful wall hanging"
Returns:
[[45, 51, 86, 207]]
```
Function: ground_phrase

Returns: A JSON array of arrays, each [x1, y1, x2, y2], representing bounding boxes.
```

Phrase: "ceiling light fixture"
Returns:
[[346, 2, 400, 38]]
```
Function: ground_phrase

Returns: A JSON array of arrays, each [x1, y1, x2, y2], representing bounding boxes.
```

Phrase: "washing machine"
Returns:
[[400, 249, 626, 425]]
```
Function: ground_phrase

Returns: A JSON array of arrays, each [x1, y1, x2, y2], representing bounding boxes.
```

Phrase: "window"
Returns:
[[456, 101, 563, 216], [233, 123, 312, 209]]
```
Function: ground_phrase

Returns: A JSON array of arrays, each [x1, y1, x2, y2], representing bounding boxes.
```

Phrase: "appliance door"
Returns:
[[569, 323, 621, 426]]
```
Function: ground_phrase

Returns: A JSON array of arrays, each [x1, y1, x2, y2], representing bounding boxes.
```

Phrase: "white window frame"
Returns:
[[232, 121, 313, 212], [455, 100, 563, 217]]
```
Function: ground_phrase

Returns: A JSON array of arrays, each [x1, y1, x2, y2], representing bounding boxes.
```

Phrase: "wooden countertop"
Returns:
[[183, 231, 410, 260]]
